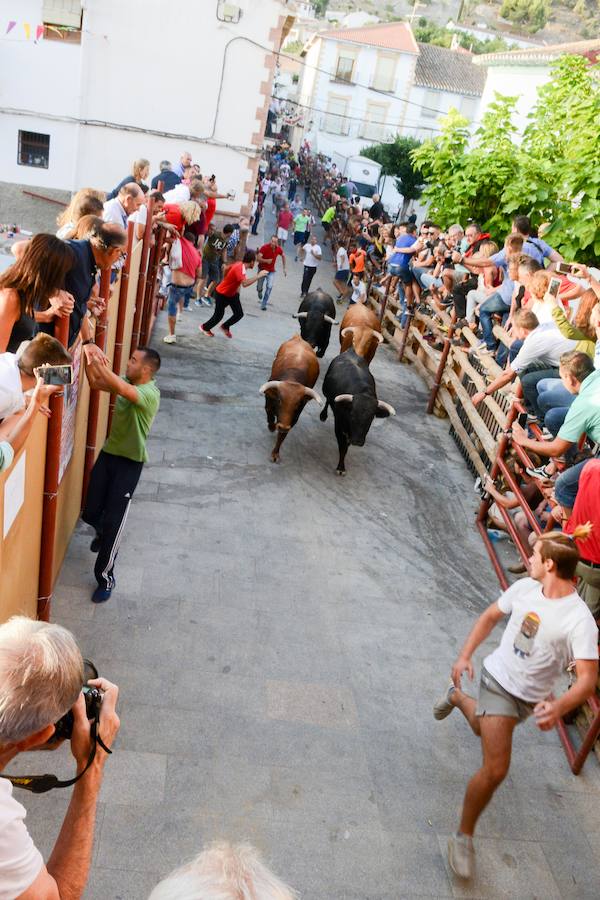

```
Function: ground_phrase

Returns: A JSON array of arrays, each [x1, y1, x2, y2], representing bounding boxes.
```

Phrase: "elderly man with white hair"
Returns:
[[0, 616, 119, 899], [149, 841, 297, 900]]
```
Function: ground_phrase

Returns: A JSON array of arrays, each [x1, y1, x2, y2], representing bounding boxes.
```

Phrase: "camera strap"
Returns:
[[0, 706, 111, 794]]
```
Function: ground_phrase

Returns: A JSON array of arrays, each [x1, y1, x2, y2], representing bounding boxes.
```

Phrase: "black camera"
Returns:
[[50, 660, 102, 744]]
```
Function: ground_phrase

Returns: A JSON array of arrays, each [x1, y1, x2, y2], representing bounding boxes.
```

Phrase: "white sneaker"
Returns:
[[448, 832, 474, 879], [163, 333, 176, 344], [433, 680, 456, 720], [176, 312, 182, 322]]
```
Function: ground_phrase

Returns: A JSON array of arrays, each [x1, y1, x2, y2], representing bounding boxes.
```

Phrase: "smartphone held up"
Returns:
[[34, 364, 74, 386]]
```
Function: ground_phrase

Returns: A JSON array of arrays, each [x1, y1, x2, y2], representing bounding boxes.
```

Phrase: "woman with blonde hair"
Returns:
[[163, 200, 201, 234], [148, 841, 297, 900], [56, 188, 105, 238], [106, 157, 150, 200]]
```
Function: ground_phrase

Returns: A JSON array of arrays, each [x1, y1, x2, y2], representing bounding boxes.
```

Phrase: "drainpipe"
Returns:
[[37, 315, 69, 621], [82, 266, 111, 506], [108, 222, 134, 432]]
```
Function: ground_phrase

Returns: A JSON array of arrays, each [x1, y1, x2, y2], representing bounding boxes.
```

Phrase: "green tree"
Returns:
[[312, 0, 330, 17], [409, 55, 600, 261], [500, 0, 550, 33], [361, 136, 425, 218], [413, 18, 510, 54]]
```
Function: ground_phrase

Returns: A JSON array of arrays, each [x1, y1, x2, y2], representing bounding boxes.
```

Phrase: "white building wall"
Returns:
[[476, 64, 550, 138], [306, 38, 417, 158], [0, 0, 290, 214], [406, 84, 481, 142]]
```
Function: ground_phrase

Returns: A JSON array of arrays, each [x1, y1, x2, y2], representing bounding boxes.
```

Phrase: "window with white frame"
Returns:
[[18, 131, 50, 168], [42, 0, 82, 41], [324, 96, 350, 135], [372, 54, 397, 93], [361, 103, 388, 142], [421, 89, 443, 119], [42, 0, 82, 26]]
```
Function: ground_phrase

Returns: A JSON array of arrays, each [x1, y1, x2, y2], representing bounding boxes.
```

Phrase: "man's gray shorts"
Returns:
[[476, 667, 535, 722]]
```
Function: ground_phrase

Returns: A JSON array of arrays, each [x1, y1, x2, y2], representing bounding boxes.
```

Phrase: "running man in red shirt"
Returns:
[[199, 249, 266, 338], [276, 203, 294, 247], [257, 235, 287, 311]]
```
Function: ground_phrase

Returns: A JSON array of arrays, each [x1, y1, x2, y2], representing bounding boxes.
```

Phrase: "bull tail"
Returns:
[[319, 400, 329, 423]]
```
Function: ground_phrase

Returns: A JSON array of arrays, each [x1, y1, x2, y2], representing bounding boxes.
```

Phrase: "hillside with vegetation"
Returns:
[[319, 0, 600, 41]]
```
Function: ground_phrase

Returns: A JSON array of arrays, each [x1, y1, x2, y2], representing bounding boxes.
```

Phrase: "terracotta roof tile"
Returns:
[[415, 43, 486, 97], [320, 21, 419, 54]]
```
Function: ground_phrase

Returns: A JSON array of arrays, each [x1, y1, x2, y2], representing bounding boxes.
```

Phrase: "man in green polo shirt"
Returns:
[[293, 208, 311, 261], [512, 350, 600, 513], [321, 205, 336, 245], [82, 346, 161, 603]]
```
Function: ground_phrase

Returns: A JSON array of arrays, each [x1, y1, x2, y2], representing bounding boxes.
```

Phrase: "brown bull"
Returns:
[[339, 304, 383, 364], [259, 335, 322, 463]]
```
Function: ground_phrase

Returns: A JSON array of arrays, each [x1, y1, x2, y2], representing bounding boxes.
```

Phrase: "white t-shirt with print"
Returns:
[[484, 578, 598, 703], [0, 778, 44, 899], [303, 244, 322, 269]]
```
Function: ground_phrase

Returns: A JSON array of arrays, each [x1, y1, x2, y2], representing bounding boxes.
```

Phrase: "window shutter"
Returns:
[[42, 0, 82, 28]]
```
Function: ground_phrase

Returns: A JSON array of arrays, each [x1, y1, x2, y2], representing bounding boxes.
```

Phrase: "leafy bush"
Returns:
[[410, 56, 600, 261]]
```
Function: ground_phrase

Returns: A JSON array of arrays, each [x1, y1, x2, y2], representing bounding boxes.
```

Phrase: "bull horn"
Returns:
[[334, 393, 353, 404], [340, 326, 355, 337], [377, 400, 396, 416], [323, 315, 338, 325], [259, 381, 282, 394], [372, 330, 384, 344], [292, 312, 308, 319], [303, 387, 322, 405]]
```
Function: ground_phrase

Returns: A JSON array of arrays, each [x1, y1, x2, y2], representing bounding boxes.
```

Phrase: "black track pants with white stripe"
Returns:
[[82, 450, 143, 590]]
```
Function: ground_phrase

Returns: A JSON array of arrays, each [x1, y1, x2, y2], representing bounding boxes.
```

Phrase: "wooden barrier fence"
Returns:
[[302, 159, 600, 771], [0, 221, 162, 625]]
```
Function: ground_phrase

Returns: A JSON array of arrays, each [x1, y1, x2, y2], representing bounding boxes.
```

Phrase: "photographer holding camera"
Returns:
[[0, 616, 119, 899]]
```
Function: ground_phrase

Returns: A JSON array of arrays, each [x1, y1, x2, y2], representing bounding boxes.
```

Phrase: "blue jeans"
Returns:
[[479, 292, 510, 349], [257, 270, 275, 309], [396, 282, 407, 327], [545, 407, 570, 436], [537, 379, 574, 414], [497, 338, 523, 368], [167, 284, 193, 316], [555, 460, 590, 509], [412, 266, 433, 290], [421, 272, 443, 290]]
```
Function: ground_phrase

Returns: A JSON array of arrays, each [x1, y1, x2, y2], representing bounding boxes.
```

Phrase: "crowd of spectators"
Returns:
[[295, 146, 600, 622]]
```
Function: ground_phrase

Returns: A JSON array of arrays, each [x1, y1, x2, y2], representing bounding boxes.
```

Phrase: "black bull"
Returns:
[[293, 289, 337, 358], [320, 349, 396, 475]]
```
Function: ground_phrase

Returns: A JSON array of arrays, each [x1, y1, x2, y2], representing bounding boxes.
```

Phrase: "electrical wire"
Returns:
[[274, 41, 483, 117], [0, 106, 258, 155], [270, 94, 445, 133]]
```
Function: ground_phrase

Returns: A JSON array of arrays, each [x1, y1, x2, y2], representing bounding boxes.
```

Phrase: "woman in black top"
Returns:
[[0, 235, 75, 352], [106, 158, 150, 200]]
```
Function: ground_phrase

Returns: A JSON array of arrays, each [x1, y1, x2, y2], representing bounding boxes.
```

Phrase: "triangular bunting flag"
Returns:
[[23, 22, 31, 40], [36, 24, 44, 41], [6, 20, 16, 34]]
